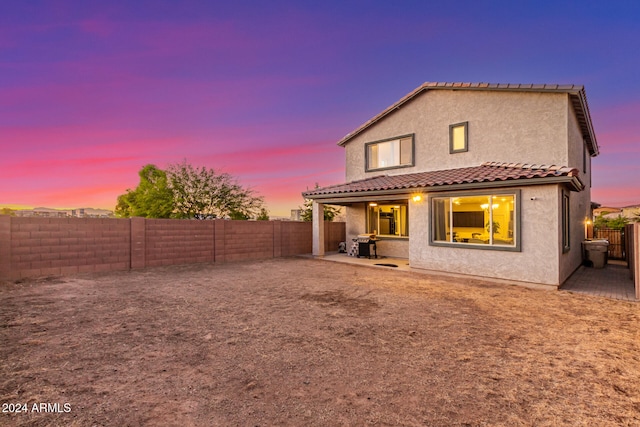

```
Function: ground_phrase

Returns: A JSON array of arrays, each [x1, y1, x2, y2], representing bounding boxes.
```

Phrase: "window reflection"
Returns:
[[433, 194, 515, 246], [366, 136, 413, 171], [367, 203, 409, 237]]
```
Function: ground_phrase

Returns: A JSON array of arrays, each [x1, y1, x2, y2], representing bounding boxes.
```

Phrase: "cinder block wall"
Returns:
[[0, 216, 130, 279], [0, 217, 345, 280], [224, 220, 275, 262], [626, 223, 640, 299], [281, 221, 313, 256], [145, 219, 215, 267], [325, 221, 346, 252]]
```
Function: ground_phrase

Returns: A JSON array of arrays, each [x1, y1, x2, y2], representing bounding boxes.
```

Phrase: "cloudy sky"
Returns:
[[1, 0, 639, 216]]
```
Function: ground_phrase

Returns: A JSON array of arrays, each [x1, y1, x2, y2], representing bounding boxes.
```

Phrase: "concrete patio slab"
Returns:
[[310, 253, 638, 302], [309, 252, 556, 291], [319, 252, 412, 272]]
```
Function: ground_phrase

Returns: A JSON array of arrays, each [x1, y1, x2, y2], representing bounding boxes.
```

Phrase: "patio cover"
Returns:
[[303, 162, 584, 204]]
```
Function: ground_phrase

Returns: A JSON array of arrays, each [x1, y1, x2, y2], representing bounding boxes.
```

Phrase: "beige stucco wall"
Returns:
[[345, 90, 572, 182], [566, 98, 594, 183], [345, 203, 366, 242], [338, 88, 594, 287], [558, 188, 589, 284], [559, 105, 592, 283], [375, 239, 409, 258], [409, 185, 563, 287]]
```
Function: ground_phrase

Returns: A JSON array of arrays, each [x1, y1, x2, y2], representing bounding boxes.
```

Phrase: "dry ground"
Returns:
[[1, 258, 639, 426]]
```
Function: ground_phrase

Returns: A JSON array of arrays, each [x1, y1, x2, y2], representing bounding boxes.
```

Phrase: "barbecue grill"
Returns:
[[357, 233, 378, 259]]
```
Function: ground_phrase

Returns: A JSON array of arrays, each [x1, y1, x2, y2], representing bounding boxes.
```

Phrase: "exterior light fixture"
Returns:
[[584, 218, 592, 238], [412, 195, 422, 202]]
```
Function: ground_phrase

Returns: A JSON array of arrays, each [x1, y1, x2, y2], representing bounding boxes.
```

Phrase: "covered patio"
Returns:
[[303, 163, 593, 288]]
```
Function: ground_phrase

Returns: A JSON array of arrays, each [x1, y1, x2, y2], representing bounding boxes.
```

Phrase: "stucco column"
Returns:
[[312, 201, 325, 257]]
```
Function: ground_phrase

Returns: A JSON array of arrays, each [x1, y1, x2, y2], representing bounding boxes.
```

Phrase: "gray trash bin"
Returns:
[[583, 239, 609, 269]]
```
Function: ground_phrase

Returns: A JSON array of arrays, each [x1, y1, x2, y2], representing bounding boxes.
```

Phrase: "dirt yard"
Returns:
[[1, 258, 639, 426]]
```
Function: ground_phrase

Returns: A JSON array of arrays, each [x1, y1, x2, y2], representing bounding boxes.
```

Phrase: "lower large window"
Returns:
[[367, 202, 408, 237], [431, 191, 519, 250]]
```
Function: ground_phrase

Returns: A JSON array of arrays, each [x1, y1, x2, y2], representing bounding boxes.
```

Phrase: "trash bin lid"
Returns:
[[583, 239, 609, 247]]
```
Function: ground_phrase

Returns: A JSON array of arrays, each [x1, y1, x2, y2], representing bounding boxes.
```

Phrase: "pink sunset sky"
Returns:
[[1, 1, 639, 217]]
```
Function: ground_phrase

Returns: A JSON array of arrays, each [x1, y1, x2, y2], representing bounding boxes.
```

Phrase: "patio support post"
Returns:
[[312, 201, 325, 257]]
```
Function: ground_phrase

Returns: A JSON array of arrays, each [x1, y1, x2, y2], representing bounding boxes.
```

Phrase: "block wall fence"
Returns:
[[625, 223, 640, 299], [0, 216, 345, 280]]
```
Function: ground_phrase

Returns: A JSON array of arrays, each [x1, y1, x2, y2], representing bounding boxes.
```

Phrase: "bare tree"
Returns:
[[167, 161, 263, 219]]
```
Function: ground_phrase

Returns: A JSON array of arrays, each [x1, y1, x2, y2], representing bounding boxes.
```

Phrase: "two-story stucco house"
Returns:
[[303, 82, 599, 289]]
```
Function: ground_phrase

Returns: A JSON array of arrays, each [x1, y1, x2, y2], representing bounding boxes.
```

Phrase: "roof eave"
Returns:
[[337, 84, 427, 147], [570, 89, 599, 156], [304, 175, 584, 203]]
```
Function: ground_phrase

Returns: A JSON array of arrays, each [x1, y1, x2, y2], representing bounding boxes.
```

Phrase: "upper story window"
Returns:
[[365, 134, 414, 172], [449, 122, 468, 153]]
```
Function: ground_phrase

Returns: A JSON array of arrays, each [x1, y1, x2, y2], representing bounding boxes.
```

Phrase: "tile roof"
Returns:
[[303, 162, 583, 198], [337, 82, 599, 156]]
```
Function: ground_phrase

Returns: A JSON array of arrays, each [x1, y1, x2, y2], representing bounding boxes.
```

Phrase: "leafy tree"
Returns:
[[228, 210, 250, 220], [606, 215, 630, 230], [256, 207, 270, 221], [594, 213, 629, 230], [115, 162, 264, 219], [115, 165, 174, 218], [300, 184, 340, 221], [593, 213, 609, 230], [167, 161, 263, 219], [0, 208, 16, 216]]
